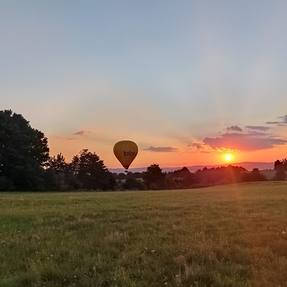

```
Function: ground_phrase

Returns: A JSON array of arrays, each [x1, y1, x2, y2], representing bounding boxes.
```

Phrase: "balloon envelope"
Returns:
[[113, 140, 138, 169]]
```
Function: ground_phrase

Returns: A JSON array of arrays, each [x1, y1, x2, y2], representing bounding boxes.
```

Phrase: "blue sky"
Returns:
[[1, 0, 287, 166]]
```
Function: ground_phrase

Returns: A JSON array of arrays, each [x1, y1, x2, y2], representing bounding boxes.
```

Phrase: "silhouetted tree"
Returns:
[[0, 110, 49, 190], [242, 168, 266, 182], [274, 160, 282, 170], [274, 168, 286, 181], [166, 167, 194, 189], [70, 149, 115, 190], [274, 159, 287, 171], [48, 153, 68, 172], [194, 165, 246, 186], [273, 159, 287, 180], [144, 164, 165, 189], [122, 177, 145, 190], [46, 153, 70, 190]]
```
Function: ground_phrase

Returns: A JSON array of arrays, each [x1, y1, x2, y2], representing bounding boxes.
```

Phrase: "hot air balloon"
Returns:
[[113, 140, 138, 170]]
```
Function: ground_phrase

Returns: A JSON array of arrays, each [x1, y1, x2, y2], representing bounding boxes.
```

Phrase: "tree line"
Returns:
[[0, 110, 286, 191]]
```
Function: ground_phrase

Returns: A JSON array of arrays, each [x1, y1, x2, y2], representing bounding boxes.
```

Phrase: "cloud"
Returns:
[[246, 125, 270, 131], [279, 115, 287, 123], [187, 142, 213, 154], [53, 135, 76, 141], [189, 117, 287, 153], [266, 121, 279, 125], [144, 146, 177, 152], [226, 126, 242, 132], [266, 115, 287, 126], [245, 131, 267, 136], [203, 132, 287, 151], [73, 130, 85, 136], [189, 142, 204, 150]]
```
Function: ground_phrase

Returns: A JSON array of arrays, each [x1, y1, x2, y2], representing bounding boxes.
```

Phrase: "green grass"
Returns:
[[0, 182, 286, 287]]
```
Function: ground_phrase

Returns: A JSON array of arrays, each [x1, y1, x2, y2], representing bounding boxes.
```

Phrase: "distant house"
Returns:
[[114, 172, 144, 186]]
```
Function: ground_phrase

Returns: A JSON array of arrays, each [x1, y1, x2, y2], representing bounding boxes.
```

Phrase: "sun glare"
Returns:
[[223, 152, 235, 163]]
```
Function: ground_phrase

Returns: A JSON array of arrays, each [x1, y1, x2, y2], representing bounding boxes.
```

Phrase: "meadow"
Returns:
[[0, 182, 286, 287]]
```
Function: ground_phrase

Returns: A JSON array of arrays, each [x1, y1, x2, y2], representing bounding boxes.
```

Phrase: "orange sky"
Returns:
[[48, 129, 287, 169]]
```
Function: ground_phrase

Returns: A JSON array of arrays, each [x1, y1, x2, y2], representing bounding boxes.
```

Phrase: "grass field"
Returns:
[[0, 182, 286, 287]]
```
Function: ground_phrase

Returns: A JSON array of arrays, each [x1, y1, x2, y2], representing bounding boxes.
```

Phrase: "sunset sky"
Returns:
[[1, 0, 287, 168]]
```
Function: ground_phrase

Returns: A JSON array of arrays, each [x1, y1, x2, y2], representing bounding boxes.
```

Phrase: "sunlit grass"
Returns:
[[0, 182, 286, 287]]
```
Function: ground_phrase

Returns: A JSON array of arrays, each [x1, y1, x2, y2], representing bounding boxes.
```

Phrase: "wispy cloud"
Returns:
[[52, 135, 76, 141], [279, 115, 287, 123], [73, 130, 85, 136], [189, 142, 204, 150], [266, 114, 287, 126], [144, 146, 177, 152], [227, 126, 242, 132], [204, 132, 287, 151], [246, 125, 270, 131], [199, 116, 287, 151], [188, 142, 212, 153], [266, 121, 280, 125]]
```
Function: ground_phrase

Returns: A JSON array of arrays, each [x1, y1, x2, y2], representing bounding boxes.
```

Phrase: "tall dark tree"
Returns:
[[48, 153, 68, 173], [274, 160, 282, 170], [70, 149, 115, 190], [274, 159, 287, 180], [46, 153, 70, 190], [274, 159, 287, 171], [144, 164, 165, 189], [0, 110, 49, 190]]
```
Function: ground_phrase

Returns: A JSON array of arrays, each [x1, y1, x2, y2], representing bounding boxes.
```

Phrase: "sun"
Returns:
[[223, 152, 235, 163]]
